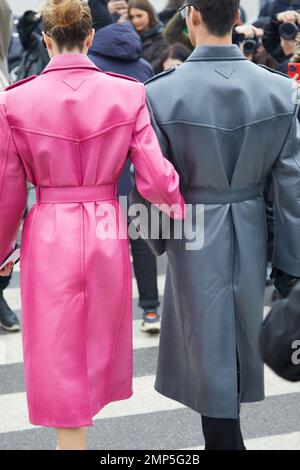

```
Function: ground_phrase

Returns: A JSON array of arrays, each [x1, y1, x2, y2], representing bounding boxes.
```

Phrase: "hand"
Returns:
[[0, 261, 14, 277], [277, 10, 300, 24], [108, 0, 128, 18], [281, 37, 297, 56], [235, 24, 256, 39]]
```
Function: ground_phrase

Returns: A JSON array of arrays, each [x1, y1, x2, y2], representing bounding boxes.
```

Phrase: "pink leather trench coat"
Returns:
[[0, 53, 185, 427]]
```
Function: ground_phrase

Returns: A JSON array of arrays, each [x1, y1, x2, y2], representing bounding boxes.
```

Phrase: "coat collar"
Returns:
[[41, 53, 101, 74], [186, 44, 247, 62]]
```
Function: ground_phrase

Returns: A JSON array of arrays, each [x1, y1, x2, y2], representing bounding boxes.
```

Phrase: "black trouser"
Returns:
[[201, 415, 245, 450], [201, 351, 245, 450], [0, 274, 11, 292], [130, 236, 160, 311]]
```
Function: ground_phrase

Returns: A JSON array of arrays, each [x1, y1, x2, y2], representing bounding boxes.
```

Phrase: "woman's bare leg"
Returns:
[[55, 427, 87, 450]]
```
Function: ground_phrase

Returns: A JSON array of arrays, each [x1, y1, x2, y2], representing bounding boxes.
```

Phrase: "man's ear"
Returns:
[[191, 6, 201, 26]]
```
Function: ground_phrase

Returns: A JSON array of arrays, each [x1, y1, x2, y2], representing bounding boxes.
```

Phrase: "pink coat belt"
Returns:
[[35, 184, 117, 204]]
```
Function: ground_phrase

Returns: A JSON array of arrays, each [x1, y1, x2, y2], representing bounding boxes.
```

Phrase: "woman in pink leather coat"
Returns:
[[0, 0, 185, 450]]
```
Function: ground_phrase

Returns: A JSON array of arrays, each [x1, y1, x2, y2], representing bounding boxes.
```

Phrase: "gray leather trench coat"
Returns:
[[145, 44, 300, 419]]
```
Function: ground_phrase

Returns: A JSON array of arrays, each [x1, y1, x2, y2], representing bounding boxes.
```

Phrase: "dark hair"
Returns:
[[42, 0, 93, 52], [128, 0, 158, 28], [160, 42, 191, 65], [193, 0, 240, 37]]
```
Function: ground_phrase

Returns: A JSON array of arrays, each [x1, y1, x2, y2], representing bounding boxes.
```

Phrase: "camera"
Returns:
[[243, 37, 260, 55], [235, 33, 260, 55], [279, 22, 300, 40]]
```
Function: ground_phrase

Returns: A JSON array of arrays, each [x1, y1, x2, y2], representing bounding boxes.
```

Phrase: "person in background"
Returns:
[[160, 42, 191, 70], [262, 9, 300, 73], [164, 11, 193, 49], [89, 22, 162, 334], [159, 0, 184, 25], [0, 0, 12, 86], [88, 20, 153, 80], [128, 0, 169, 73], [108, 0, 129, 21], [88, 0, 113, 30], [259, 0, 300, 23], [15, 10, 50, 80]]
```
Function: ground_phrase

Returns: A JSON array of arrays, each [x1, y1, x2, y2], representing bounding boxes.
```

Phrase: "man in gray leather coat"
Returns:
[[145, 0, 300, 450]]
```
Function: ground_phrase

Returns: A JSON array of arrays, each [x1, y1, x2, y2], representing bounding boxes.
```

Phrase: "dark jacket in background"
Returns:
[[262, 16, 292, 68], [15, 11, 50, 80], [88, 0, 113, 31], [260, 281, 300, 382], [259, 0, 300, 23], [88, 21, 153, 82], [139, 21, 169, 74], [88, 21, 154, 198]]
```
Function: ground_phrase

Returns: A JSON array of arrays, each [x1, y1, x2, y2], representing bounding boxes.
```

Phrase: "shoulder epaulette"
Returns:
[[5, 75, 37, 91], [104, 71, 139, 83], [145, 67, 176, 86], [258, 64, 290, 79]]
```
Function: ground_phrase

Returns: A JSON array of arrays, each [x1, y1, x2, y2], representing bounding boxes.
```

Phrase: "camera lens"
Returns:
[[243, 39, 259, 55], [279, 22, 299, 40]]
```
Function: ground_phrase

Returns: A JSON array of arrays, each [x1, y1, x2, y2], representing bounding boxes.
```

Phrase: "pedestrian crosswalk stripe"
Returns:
[[184, 431, 300, 450], [0, 366, 299, 435], [0, 319, 159, 365], [2, 274, 166, 311]]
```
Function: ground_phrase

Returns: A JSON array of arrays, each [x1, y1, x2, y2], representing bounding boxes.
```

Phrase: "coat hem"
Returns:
[[28, 389, 134, 428], [154, 381, 265, 419]]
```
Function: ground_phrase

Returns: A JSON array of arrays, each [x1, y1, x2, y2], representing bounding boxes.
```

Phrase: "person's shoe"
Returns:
[[142, 311, 161, 334], [0, 292, 21, 332]]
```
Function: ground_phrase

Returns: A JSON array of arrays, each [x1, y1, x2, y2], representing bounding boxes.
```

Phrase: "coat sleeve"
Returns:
[[0, 97, 27, 265], [272, 106, 300, 277], [129, 87, 185, 220]]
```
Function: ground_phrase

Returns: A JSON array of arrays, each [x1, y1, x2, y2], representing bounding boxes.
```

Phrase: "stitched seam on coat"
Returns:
[[10, 119, 136, 143], [80, 202, 92, 423], [27, 205, 40, 423], [159, 112, 293, 132], [107, 201, 130, 403], [230, 206, 239, 418], [179, 240, 189, 406]]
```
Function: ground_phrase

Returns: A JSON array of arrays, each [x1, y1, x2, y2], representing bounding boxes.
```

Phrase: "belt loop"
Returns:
[[36, 185, 41, 205]]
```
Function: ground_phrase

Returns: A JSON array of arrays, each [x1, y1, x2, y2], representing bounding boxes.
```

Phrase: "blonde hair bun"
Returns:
[[43, 0, 86, 29]]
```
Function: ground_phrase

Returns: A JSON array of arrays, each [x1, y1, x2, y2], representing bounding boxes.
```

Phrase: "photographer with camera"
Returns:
[[233, 24, 264, 62], [263, 9, 300, 72]]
